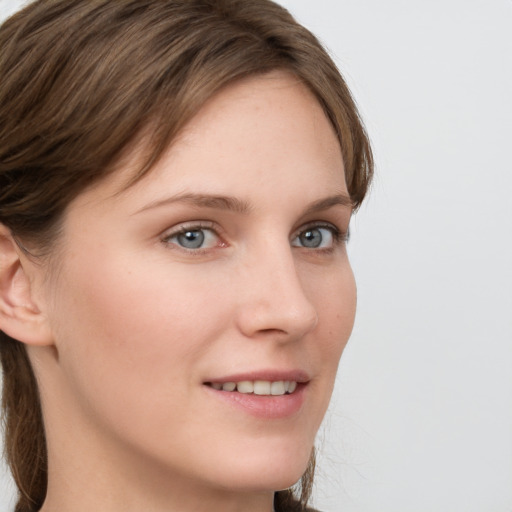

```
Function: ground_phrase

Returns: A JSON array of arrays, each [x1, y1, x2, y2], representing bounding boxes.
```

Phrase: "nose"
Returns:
[[234, 243, 318, 342]]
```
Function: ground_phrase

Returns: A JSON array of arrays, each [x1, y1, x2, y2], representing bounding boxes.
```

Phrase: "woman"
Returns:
[[0, 1, 373, 511]]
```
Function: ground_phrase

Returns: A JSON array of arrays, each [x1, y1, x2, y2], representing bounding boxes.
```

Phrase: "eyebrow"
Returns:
[[134, 192, 353, 216], [302, 194, 354, 215], [134, 193, 252, 215]]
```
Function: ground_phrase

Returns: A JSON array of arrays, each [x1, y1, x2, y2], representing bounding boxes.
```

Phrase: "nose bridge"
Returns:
[[235, 238, 318, 339]]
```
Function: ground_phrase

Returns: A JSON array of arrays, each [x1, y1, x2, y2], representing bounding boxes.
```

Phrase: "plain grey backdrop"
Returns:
[[1, 1, 511, 511]]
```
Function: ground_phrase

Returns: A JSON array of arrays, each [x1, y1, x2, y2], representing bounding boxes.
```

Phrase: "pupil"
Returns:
[[178, 230, 205, 249], [300, 229, 322, 248]]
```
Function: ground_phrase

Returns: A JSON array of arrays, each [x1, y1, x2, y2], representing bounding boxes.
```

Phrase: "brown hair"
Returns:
[[0, 1, 373, 510]]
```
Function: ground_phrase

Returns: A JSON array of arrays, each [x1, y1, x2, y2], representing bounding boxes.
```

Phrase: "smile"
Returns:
[[206, 380, 298, 396]]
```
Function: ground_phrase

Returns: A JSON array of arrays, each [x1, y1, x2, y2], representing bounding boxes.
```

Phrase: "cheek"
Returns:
[[47, 255, 248, 488], [306, 259, 357, 355], [50, 252, 231, 424], [299, 260, 357, 423]]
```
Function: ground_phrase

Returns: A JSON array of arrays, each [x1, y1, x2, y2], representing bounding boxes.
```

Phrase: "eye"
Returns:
[[291, 224, 342, 249], [162, 224, 222, 251]]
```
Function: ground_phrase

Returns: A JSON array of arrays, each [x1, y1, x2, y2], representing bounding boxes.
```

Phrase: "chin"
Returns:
[[217, 465, 309, 494], [209, 439, 313, 493]]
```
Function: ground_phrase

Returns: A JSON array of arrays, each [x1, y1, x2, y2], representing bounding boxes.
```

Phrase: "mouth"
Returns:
[[202, 370, 310, 418], [205, 380, 298, 396]]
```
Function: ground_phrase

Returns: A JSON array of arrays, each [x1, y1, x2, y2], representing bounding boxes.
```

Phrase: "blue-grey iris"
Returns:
[[299, 229, 322, 248], [178, 230, 205, 249]]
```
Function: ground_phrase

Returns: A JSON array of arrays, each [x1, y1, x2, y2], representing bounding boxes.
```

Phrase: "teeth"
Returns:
[[254, 381, 270, 395], [210, 380, 299, 396], [270, 381, 285, 395], [237, 381, 254, 394], [222, 382, 236, 392]]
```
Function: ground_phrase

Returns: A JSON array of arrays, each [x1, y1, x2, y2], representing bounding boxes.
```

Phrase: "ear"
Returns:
[[0, 224, 53, 346]]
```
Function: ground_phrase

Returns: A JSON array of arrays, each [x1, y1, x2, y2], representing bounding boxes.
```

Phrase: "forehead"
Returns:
[[74, 71, 346, 212], [178, 72, 342, 172]]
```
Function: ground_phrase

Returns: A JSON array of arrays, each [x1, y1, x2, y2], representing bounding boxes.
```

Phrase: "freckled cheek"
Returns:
[[309, 267, 356, 363], [303, 271, 355, 430]]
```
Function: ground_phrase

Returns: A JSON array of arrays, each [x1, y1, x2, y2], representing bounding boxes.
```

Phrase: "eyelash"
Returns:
[[160, 221, 349, 254]]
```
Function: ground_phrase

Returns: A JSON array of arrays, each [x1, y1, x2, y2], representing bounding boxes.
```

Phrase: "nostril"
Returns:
[[259, 328, 286, 335]]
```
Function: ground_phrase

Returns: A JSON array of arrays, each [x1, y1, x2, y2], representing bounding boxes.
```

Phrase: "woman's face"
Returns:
[[39, 72, 356, 495]]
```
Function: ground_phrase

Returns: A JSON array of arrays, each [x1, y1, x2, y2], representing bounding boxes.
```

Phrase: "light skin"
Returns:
[[0, 72, 356, 512]]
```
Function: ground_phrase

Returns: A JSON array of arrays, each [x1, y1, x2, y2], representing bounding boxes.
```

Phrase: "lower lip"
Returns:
[[203, 383, 307, 419]]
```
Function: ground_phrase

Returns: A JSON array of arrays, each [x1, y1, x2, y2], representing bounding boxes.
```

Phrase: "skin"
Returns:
[[12, 72, 356, 512]]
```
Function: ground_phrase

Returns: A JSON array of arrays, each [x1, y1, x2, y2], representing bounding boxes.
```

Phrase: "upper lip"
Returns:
[[204, 369, 310, 384]]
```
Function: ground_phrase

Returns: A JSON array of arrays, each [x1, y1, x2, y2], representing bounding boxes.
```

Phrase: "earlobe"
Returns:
[[0, 224, 53, 346]]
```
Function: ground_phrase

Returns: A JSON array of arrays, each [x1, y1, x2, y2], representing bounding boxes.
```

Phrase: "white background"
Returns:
[[1, 1, 511, 511]]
